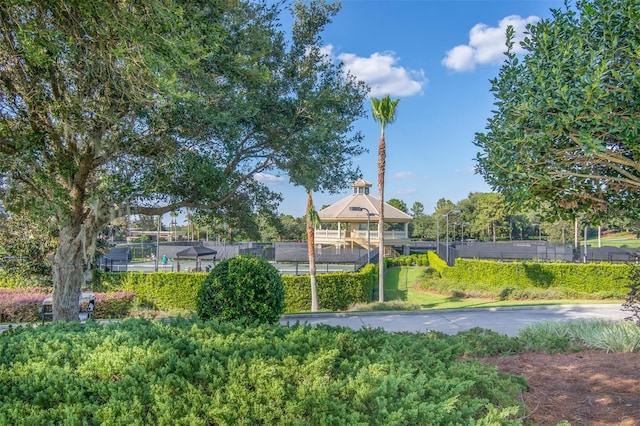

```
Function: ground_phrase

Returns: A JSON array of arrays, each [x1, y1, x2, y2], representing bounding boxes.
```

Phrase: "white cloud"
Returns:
[[394, 187, 417, 196], [255, 173, 287, 185], [324, 45, 426, 98], [391, 171, 415, 179], [441, 45, 475, 72], [442, 15, 540, 72]]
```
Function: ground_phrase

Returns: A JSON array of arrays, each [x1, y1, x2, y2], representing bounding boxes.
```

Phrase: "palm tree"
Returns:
[[371, 94, 400, 303], [305, 190, 321, 312]]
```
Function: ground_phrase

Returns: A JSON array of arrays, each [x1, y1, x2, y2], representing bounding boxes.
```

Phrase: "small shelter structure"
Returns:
[[315, 179, 412, 255], [175, 245, 218, 259], [176, 245, 217, 272]]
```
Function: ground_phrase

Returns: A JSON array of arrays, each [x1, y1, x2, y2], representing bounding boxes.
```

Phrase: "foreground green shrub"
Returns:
[[197, 255, 284, 324], [0, 319, 528, 424]]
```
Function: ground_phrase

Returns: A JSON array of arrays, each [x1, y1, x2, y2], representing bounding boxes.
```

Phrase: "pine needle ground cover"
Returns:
[[0, 319, 527, 425]]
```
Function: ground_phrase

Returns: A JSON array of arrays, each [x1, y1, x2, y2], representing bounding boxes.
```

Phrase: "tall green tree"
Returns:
[[279, 1, 367, 311], [388, 198, 408, 213], [281, 215, 306, 241], [432, 198, 456, 241], [473, 193, 509, 242], [475, 0, 640, 223], [371, 95, 399, 302], [0, 0, 363, 320], [410, 201, 425, 218]]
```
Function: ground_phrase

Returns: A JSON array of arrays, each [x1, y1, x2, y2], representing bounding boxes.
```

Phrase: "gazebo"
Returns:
[[315, 179, 412, 255]]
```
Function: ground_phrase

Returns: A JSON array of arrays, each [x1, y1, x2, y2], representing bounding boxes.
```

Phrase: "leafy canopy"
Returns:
[[474, 0, 640, 222], [0, 0, 366, 320]]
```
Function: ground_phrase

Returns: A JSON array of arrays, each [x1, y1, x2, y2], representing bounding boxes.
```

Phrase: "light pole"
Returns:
[[453, 222, 459, 244], [460, 222, 470, 244], [444, 210, 461, 264], [584, 225, 588, 263], [436, 217, 440, 255], [349, 207, 374, 264]]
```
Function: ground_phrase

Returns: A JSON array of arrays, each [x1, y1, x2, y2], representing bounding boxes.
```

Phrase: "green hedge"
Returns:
[[90, 270, 203, 311], [90, 264, 377, 314], [0, 270, 52, 288], [282, 264, 377, 312], [427, 251, 448, 273], [423, 253, 630, 299], [386, 254, 429, 267]]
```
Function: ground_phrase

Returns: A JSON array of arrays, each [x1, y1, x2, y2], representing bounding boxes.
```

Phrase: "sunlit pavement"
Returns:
[[1, 304, 629, 337], [280, 304, 630, 337]]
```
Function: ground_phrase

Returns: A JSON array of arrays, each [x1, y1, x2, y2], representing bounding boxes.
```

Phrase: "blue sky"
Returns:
[[259, 0, 567, 218]]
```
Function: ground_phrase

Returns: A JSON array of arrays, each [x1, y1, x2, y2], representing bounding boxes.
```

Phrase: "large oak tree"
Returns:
[[0, 0, 366, 320], [475, 0, 640, 223]]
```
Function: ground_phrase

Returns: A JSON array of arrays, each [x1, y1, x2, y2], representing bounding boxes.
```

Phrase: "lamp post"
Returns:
[[584, 225, 588, 263], [460, 222, 470, 244], [436, 217, 440, 255], [452, 222, 459, 244], [349, 207, 374, 264], [444, 209, 461, 264]]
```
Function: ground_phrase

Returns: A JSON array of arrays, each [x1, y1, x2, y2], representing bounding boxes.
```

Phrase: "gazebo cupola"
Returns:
[[352, 178, 371, 195]]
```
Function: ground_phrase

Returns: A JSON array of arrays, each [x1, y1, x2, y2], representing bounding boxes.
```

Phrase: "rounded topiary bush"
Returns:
[[196, 255, 285, 324]]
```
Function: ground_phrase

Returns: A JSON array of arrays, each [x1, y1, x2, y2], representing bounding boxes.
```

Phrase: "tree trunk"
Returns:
[[306, 191, 319, 312], [377, 129, 386, 303], [51, 224, 86, 322]]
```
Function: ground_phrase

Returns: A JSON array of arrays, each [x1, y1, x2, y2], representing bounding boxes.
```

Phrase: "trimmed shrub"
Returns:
[[92, 292, 136, 319], [427, 250, 448, 274], [282, 263, 377, 312], [90, 269, 202, 311], [90, 264, 376, 315], [386, 254, 428, 268], [0, 287, 49, 322], [0, 270, 52, 288], [420, 254, 630, 300], [196, 255, 284, 324]]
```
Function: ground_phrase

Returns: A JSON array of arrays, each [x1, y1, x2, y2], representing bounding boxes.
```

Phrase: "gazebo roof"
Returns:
[[317, 192, 412, 223]]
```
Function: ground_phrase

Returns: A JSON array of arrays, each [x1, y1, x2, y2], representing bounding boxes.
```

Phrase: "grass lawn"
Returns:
[[587, 231, 640, 248], [383, 265, 623, 311]]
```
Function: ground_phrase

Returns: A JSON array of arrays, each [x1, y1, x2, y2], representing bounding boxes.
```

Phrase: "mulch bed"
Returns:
[[479, 350, 640, 425]]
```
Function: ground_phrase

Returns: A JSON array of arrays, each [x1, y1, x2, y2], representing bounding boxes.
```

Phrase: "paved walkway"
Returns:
[[280, 304, 630, 337], [1, 304, 630, 337]]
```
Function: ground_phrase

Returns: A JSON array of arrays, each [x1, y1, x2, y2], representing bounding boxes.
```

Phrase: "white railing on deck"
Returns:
[[314, 229, 408, 240]]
